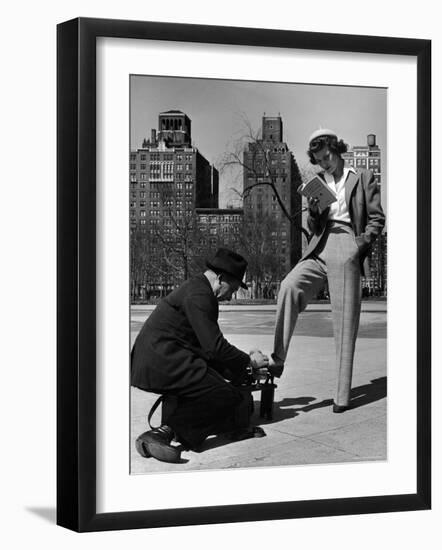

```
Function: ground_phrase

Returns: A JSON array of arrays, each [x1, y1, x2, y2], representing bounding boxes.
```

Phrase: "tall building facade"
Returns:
[[342, 133, 381, 186], [365, 232, 387, 296], [195, 208, 243, 254], [130, 111, 304, 300], [343, 134, 386, 296], [242, 115, 303, 286], [130, 110, 219, 296]]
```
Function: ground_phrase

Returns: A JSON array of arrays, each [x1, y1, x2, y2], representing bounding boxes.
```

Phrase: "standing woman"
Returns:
[[269, 129, 385, 412]]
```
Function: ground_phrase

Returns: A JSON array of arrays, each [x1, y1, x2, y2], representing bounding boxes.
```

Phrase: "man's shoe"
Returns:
[[268, 354, 284, 378], [229, 426, 266, 441], [135, 427, 182, 463], [332, 403, 351, 413]]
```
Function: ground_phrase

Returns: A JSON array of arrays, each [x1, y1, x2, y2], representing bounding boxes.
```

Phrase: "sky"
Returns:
[[130, 75, 387, 208]]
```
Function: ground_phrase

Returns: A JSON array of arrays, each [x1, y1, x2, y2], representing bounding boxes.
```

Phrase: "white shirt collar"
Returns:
[[323, 162, 356, 184]]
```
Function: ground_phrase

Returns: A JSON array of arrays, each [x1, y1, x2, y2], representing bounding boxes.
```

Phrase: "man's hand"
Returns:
[[249, 349, 269, 382], [249, 349, 269, 368], [308, 196, 320, 214]]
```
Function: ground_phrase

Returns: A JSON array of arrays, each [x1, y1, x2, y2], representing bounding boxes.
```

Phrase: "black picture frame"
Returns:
[[57, 17, 431, 532]]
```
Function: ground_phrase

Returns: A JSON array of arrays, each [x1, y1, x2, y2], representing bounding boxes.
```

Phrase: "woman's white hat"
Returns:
[[308, 128, 337, 143]]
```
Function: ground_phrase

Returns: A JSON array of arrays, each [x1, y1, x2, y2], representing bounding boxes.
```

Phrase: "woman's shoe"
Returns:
[[332, 403, 351, 413], [268, 354, 284, 378]]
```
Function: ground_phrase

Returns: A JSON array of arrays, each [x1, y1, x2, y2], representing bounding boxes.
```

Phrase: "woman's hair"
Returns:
[[307, 135, 348, 165]]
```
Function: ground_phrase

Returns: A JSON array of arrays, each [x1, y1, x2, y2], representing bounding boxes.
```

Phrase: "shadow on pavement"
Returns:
[[257, 376, 387, 425], [255, 396, 317, 424], [166, 377, 387, 455], [195, 432, 261, 453]]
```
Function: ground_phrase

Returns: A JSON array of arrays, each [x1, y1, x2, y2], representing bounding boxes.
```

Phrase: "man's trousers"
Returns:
[[161, 367, 252, 449], [273, 222, 362, 407]]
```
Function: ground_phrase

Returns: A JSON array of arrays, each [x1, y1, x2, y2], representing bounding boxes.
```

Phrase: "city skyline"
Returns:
[[131, 75, 387, 208]]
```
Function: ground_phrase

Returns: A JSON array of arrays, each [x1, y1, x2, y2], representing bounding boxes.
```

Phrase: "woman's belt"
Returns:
[[327, 219, 353, 228]]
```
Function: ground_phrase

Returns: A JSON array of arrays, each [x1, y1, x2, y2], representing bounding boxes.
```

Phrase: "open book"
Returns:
[[298, 176, 337, 211]]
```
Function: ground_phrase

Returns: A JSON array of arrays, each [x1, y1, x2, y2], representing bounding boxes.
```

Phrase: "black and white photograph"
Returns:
[[129, 75, 387, 473], [2, 0, 436, 543]]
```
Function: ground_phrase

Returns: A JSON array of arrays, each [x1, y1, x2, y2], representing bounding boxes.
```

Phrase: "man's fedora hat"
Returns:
[[206, 248, 248, 289], [308, 128, 337, 144]]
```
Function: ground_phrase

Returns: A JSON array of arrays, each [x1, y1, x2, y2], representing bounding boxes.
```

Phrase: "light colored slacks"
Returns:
[[273, 223, 362, 406]]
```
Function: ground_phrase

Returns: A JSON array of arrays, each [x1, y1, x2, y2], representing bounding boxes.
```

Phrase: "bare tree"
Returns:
[[149, 183, 205, 286], [130, 227, 162, 301], [221, 115, 309, 243], [237, 210, 284, 298]]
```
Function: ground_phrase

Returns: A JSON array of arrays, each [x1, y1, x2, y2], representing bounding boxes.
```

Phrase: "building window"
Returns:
[[140, 192, 146, 199], [140, 154, 146, 161], [130, 163, 136, 170], [140, 210, 146, 217]]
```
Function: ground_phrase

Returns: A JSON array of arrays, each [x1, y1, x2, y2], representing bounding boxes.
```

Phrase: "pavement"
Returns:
[[130, 301, 386, 474]]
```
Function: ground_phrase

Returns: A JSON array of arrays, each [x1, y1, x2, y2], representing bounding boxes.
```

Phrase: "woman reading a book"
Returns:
[[268, 129, 385, 412]]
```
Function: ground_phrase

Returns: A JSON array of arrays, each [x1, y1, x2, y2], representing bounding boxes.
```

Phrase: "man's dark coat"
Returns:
[[131, 274, 250, 393]]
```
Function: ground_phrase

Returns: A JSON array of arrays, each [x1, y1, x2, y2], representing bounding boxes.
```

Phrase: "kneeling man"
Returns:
[[131, 248, 269, 463]]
